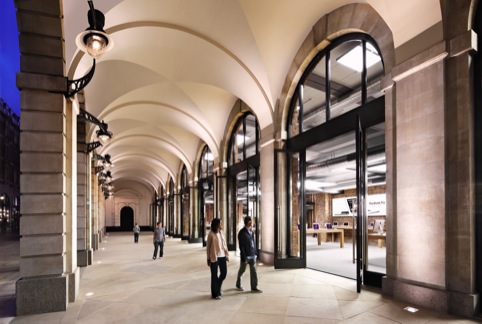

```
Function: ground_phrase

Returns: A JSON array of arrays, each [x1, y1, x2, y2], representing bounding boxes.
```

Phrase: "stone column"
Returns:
[[15, 0, 71, 315], [259, 128, 275, 264], [443, 0, 479, 315], [381, 77, 397, 282], [214, 163, 228, 231], [382, 41, 449, 313], [76, 118, 93, 266], [91, 170, 99, 250], [65, 98, 79, 303], [188, 183, 202, 243], [98, 188, 105, 241]]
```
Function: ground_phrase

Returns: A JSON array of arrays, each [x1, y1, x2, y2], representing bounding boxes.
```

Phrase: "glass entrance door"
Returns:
[[274, 149, 306, 269], [356, 117, 365, 292], [304, 130, 357, 278], [230, 164, 260, 255], [361, 122, 387, 288], [275, 119, 386, 286]]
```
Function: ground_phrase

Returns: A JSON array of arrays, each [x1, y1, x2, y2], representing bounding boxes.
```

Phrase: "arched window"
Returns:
[[199, 146, 213, 179], [226, 112, 261, 251], [228, 113, 259, 165], [289, 33, 384, 137]]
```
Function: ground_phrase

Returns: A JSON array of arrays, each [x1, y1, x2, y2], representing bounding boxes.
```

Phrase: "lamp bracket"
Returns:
[[92, 152, 104, 161], [65, 60, 96, 98], [87, 141, 102, 153], [94, 166, 104, 174], [78, 107, 108, 133]]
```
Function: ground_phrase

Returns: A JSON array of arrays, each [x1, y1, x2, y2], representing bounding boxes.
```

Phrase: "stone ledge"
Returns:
[[390, 41, 447, 82]]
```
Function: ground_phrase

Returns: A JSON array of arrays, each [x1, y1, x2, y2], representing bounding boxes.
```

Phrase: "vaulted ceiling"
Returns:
[[63, 0, 441, 197]]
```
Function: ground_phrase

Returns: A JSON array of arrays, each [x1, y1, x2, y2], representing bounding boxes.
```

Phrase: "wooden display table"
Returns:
[[369, 233, 386, 248], [333, 225, 355, 231], [306, 228, 344, 248]]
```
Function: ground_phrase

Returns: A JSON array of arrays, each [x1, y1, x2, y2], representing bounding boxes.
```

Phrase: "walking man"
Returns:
[[236, 216, 262, 293], [153, 222, 165, 260]]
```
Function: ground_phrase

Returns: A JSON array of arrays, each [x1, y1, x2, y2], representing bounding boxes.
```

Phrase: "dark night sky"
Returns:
[[0, 1, 21, 116]]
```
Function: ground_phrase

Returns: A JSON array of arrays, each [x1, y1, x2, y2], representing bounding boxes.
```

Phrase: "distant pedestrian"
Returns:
[[153, 222, 165, 260], [206, 218, 229, 300], [133, 223, 140, 243]]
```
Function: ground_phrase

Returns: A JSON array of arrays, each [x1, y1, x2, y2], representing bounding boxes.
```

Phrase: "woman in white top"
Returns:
[[206, 218, 229, 299]]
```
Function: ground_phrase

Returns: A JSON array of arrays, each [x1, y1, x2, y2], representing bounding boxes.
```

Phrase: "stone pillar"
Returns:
[[91, 170, 99, 250], [64, 99, 79, 303], [443, 8, 479, 317], [381, 77, 397, 282], [215, 163, 228, 233], [98, 189, 105, 241], [381, 1, 479, 318], [188, 184, 202, 243], [15, 0, 70, 315], [382, 41, 449, 313], [76, 118, 93, 266], [259, 128, 275, 264]]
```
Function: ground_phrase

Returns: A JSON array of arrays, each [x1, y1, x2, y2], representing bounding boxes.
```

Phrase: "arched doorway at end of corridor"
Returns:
[[120, 206, 134, 231]]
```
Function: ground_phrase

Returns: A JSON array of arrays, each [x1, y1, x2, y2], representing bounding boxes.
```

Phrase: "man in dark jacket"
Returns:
[[236, 216, 262, 293]]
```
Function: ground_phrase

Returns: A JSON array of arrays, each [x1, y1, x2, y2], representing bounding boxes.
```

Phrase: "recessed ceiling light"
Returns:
[[85, 292, 94, 297]]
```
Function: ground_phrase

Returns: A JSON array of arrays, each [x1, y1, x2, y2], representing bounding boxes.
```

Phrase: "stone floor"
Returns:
[[1, 232, 481, 324]]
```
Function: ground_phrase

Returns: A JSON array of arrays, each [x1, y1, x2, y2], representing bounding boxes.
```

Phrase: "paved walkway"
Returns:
[[0, 232, 480, 323]]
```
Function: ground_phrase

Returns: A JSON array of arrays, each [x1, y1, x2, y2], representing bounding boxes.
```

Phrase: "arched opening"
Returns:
[[275, 33, 386, 291], [226, 112, 261, 252], [120, 206, 134, 231]]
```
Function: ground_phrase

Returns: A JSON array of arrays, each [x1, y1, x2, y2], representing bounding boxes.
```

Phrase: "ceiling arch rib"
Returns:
[[98, 100, 220, 160], [106, 151, 175, 183], [113, 188, 144, 199], [110, 166, 161, 192], [113, 181, 156, 198], [79, 60, 166, 116], [97, 82, 234, 156], [102, 134, 193, 175], [76, 25, 274, 129], [107, 22, 273, 125]]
